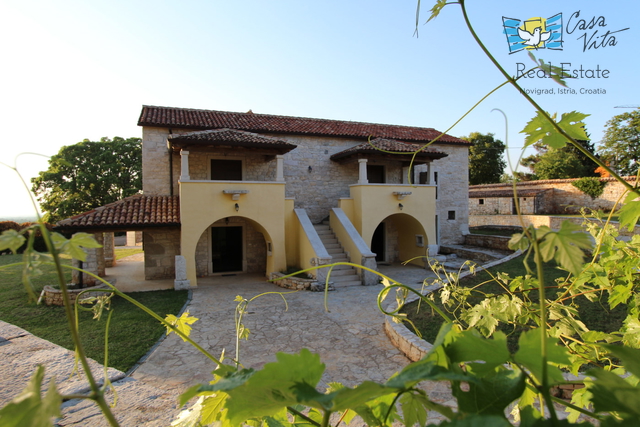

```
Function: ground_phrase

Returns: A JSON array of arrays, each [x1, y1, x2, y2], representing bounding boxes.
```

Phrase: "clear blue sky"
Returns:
[[1, 0, 638, 218]]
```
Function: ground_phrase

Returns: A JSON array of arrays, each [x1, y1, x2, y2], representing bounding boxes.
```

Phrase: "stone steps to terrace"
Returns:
[[313, 223, 362, 287]]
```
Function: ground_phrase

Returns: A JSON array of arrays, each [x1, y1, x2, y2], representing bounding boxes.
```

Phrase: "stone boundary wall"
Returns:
[[469, 215, 640, 238], [464, 234, 513, 251], [269, 272, 333, 291], [470, 176, 638, 215], [40, 284, 112, 306], [383, 251, 523, 361]]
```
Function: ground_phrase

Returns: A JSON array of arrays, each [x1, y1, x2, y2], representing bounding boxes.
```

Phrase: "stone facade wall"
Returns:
[[141, 126, 470, 268], [143, 228, 181, 279], [470, 177, 638, 215], [193, 217, 267, 277], [142, 127, 172, 195], [432, 145, 469, 245]]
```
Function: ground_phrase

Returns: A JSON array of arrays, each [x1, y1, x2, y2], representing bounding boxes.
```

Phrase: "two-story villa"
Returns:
[[57, 106, 470, 288]]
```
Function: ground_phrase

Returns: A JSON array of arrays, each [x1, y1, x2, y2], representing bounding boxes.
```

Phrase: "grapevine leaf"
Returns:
[[587, 369, 640, 417], [453, 368, 526, 416], [200, 393, 229, 425], [600, 345, 640, 379], [330, 381, 392, 412], [609, 284, 633, 309], [399, 392, 428, 427], [352, 393, 398, 427], [538, 58, 572, 87], [0, 229, 25, 254], [621, 316, 640, 348], [618, 200, 640, 231], [461, 300, 500, 337], [513, 329, 571, 384], [537, 222, 592, 275], [52, 232, 102, 261], [290, 382, 334, 410], [445, 330, 510, 377], [225, 349, 324, 425], [427, 0, 448, 23], [521, 111, 589, 149], [386, 359, 468, 389], [0, 365, 61, 427], [508, 232, 529, 252], [165, 311, 198, 341], [434, 415, 513, 426]]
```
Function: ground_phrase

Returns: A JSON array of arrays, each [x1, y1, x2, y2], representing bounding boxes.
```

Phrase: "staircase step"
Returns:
[[324, 243, 341, 250], [327, 248, 346, 255], [328, 269, 358, 277]]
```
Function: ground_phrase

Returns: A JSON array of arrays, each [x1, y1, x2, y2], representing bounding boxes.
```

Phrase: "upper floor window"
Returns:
[[367, 164, 385, 183], [211, 159, 242, 180]]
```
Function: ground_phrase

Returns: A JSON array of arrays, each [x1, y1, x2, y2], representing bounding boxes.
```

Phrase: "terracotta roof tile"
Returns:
[[138, 106, 469, 146], [168, 128, 296, 153], [55, 195, 180, 231], [331, 138, 449, 162]]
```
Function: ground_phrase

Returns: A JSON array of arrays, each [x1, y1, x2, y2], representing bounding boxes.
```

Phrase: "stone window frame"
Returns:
[[447, 210, 456, 221], [208, 222, 247, 275], [208, 155, 246, 181]]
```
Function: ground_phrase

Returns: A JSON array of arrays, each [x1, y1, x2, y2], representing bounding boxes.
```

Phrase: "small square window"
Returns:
[[415, 235, 424, 247], [479, 199, 484, 205], [448, 210, 456, 220]]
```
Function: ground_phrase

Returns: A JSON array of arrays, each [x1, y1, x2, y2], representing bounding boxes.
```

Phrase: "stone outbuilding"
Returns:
[[469, 176, 638, 216], [56, 106, 471, 288]]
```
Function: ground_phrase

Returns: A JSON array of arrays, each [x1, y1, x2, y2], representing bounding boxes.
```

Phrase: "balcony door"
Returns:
[[211, 226, 243, 273], [211, 159, 242, 180]]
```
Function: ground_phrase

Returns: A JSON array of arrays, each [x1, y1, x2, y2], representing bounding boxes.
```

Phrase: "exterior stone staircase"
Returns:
[[313, 223, 362, 287]]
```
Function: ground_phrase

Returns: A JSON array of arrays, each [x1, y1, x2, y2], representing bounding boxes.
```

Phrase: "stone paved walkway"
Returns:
[[2, 260, 462, 426]]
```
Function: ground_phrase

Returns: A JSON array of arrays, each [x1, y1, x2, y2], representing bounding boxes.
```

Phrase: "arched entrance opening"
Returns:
[[370, 213, 429, 268], [194, 216, 272, 277]]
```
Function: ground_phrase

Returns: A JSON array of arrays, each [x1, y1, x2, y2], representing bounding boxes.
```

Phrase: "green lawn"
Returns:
[[115, 247, 143, 260], [0, 252, 188, 372], [402, 255, 627, 351]]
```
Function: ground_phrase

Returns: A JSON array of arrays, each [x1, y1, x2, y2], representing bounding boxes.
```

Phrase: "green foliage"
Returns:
[[522, 111, 590, 150], [572, 177, 607, 199], [599, 109, 640, 176], [165, 312, 199, 342], [465, 132, 506, 185], [31, 137, 142, 223]]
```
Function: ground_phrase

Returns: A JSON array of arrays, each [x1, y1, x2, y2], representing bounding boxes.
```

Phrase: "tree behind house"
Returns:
[[32, 137, 142, 223], [465, 132, 506, 185]]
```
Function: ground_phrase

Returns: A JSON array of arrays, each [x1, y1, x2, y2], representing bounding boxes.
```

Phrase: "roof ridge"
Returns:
[[140, 105, 441, 133]]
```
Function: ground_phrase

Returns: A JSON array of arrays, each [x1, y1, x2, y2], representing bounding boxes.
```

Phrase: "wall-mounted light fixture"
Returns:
[[235, 203, 239, 212], [398, 203, 403, 211], [308, 165, 312, 172]]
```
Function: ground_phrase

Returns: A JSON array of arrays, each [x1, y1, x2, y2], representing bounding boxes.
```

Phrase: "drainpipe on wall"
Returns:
[[167, 129, 173, 196]]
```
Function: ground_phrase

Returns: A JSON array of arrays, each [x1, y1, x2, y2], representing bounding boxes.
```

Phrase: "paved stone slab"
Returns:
[[0, 322, 125, 407]]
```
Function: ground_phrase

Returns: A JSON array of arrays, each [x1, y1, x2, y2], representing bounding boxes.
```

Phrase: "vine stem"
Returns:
[[53, 264, 224, 367], [37, 225, 120, 426], [531, 232, 558, 423]]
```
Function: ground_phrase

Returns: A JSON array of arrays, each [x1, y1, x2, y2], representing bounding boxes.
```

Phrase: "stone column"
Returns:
[[174, 255, 191, 290], [276, 155, 285, 182], [71, 232, 104, 287], [358, 159, 368, 184], [180, 150, 190, 181], [95, 232, 106, 278], [103, 232, 115, 267]]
